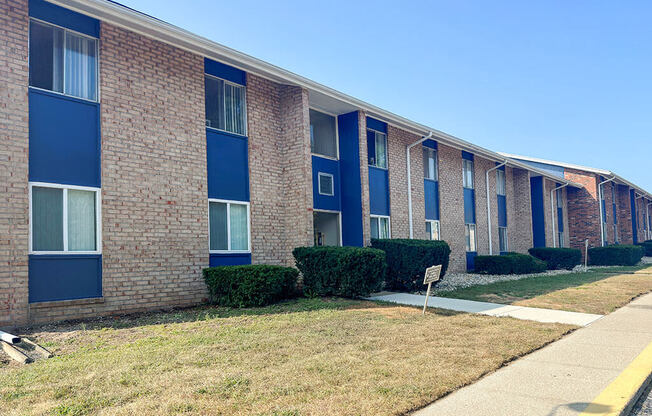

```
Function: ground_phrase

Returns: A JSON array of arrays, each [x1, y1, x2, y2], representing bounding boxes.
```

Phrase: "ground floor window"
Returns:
[[426, 220, 440, 240], [465, 223, 477, 252], [613, 225, 619, 243], [29, 182, 101, 254], [209, 199, 250, 252], [370, 215, 390, 239], [314, 211, 341, 246], [558, 231, 565, 247], [601, 222, 608, 246], [498, 226, 508, 252]]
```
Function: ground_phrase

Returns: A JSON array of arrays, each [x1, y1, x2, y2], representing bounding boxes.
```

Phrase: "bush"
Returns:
[[641, 240, 652, 257], [588, 245, 645, 266], [203, 265, 298, 308], [474, 253, 547, 275], [528, 247, 582, 270], [370, 239, 451, 292], [292, 246, 386, 298]]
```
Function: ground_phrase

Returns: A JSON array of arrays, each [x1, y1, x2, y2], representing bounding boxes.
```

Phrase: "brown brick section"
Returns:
[[602, 182, 616, 244], [438, 144, 466, 272], [358, 112, 371, 245], [616, 185, 633, 244], [565, 169, 601, 250], [511, 169, 533, 253], [0, 0, 29, 327]]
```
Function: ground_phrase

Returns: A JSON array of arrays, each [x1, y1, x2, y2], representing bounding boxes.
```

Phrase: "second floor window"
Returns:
[[496, 169, 506, 195], [29, 20, 98, 101], [205, 75, 247, 135], [423, 147, 438, 180], [463, 159, 474, 189], [557, 188, 564, 208], [310, 109, 337, 159], [367, 130, 387, 168]]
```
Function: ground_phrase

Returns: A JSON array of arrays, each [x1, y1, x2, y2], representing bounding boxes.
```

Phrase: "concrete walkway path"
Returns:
[[412, 292, 652, 416], [367, 292, 603, 326]]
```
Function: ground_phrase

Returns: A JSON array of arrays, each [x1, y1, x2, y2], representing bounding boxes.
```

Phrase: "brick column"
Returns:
[[565, 170, 601, 250], [358, 112, 371, 245], [616, 185, 633, 244], [474, 157, 494, 255], [438, 144, 466, 272], [511, 168, 533, 253]]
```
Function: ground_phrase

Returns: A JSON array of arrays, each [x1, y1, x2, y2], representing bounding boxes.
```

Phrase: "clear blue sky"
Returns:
[[119, 0, 652, 191]]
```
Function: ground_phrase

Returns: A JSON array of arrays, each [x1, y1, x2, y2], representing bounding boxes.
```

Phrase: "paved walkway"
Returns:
[[412, 292, 652, 416], [367, 293, 603, 326]]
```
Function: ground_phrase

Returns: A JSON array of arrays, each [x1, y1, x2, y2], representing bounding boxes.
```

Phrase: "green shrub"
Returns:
[[588, 245, 645, 266], [292, 246, 386, 298], [528, 247, 582, 270], [370, 239, 451, 292], [641, 240, 652, 257], [203, 265, 298, 308], [474, 253, 547, 275]]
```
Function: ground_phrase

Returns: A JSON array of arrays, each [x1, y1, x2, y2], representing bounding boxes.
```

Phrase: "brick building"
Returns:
[[0, 0, 648, 327]]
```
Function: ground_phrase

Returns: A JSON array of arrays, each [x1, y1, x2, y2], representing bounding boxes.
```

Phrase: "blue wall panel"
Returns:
[[338, 112, 363, 247], [207, 129, 249, 201], [29, 89, 100, 187], [462, 151, 474, 161], [29, 0, 99, 37], [557, 207, 564, 232], [423, 139, 438, 150], [631, 189, 638, 244], [424, 179, 440, 220], [29, 255, 102, 302], [312, 156, 341, 212], [531, 176, 546, 247], [204, 58, 246, 85], [209, 253, 252, 267], [466, 252, 477, 271], [463, 188, 476, 224], [497, 195, 507, 227], [512, 158, 565, 179], [369, 167, 390, 216], [366, 117, 387, 133]]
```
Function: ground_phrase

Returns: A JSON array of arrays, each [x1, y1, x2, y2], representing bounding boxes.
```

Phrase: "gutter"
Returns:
[[407, 132, 433, 239], [486, 161, 507, 255], [598, 177, 616, 246], [550, 182, 569, 248]]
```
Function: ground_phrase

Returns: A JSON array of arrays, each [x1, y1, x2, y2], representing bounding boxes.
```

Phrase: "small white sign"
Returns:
[[422, 265, 442, 314]]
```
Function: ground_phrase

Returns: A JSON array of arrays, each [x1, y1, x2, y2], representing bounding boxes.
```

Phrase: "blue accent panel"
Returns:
[[209, 253, 251, 267], [337, 112, 363, 247], [312, 156, 341, 212], [496, 162, 505, 170], [497, 195, 507, 227], [613, 203, 618, 224], [557, 207, 564, 232], [204, 58, 246, 85], [462, 151, 474, 161], [423, 139, 438, 150], [463, 188, 476, 224], [206, 129, 249, 201], [29, 89, 100, 187], [424, 179, 440, 220], [366, 117, 387, 133], [631, 189, 638, 244], [29, 0, 99, 37], [466, 252, 477, 271], [531, 176, 546, 247], [369, 167, 390, 216], [29, 255, 102, 303], [601, 200, 607, 221], [512, 159, 565, 178]]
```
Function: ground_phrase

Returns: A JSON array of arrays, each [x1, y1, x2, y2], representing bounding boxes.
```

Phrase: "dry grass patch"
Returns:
[[0, 298, 573, 416]]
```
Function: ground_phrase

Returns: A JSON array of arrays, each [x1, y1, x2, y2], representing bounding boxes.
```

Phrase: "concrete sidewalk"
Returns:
[[413, 292, 652, 416], [367, 293, 603, 326]]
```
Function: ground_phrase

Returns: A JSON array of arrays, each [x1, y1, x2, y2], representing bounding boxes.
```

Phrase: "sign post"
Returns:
[[422, 265, 442, 314]]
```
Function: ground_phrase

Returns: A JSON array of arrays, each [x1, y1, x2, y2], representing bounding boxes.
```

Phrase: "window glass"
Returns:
[[423, 148, 437, 180], [32, 186, 64, 251], [67, 189, 96, 251], [371, 217, 379, 239], [426, 220, 440, 240], [205, 76, 246, 135], [209, 202, 228, 250], [29, 20, 63, 93], [463, 160, 474, 189], [559, 232, 565, 247], [230, 204, 248, 251], [318, 173, 334, 196], [314, 211, 340, 246], [310, 109, 337, 158], [64, 31, 97, 101], [209, 201, 249, 251], [374, 132, 387, 168], [496, 170, 506, 195], [370, 217, 389, 239], [557, 188, 563, 208], [465, 224, 477, 252], [499, 227, 508, 252]]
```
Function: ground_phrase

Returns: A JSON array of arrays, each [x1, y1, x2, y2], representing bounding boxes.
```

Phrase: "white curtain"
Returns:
[[65, 32, 97, 101], [376, 133, 387, 169], [230, 204, 248, 250], [68, 190, 96, 251]]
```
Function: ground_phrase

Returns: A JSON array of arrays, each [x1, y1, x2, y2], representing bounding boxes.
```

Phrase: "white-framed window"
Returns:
[[611, 183, 616, 203], [368, 130, 387, 169], [205, 75, 247, 136], [426, 220, 440, 241], [499, 226, 508, 252], [613, 224, 619, 244], [465, 223, 477, 252], [313, 210, 341, 246], [209, 199, 250, 253], [558, 231, 565, 247], [463, 159, 474, 189], [423, 147, 438, 180], [29, 182, 101, 254], [370, 215, 390, 239], [318, 172, 334, 196], [496, 169, 506, 196], [557, 188, 564, 208], [29, 19, 99, 102], [310, 109, 338, 159], [602, 221, 609, 246]]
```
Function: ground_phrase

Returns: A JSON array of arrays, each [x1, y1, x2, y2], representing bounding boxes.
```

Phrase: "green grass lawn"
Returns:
[[437, 265, 652, 314], [0, 298, 573, 416]]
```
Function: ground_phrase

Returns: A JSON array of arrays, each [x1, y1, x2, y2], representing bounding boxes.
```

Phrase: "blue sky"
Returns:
[[119, 0, 652, 190]]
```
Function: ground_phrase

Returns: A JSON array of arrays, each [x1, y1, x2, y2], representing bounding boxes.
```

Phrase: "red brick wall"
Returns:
[[0, 0, 29, 327], [616, 185, 633, 244], [438, 144, 466, 272], [565, 169, 601, 250], [511, 168, 533, 253]]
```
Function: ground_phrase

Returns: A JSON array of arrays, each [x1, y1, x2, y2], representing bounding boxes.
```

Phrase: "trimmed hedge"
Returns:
[[588, 245, 645, 266], [292, 246, 386, 298], [641, 240, 652, 257], [370, 239, 451, 292], [528, 247, 582, 270], [203, 265, 299, 308], [474, 253, 547, 275]]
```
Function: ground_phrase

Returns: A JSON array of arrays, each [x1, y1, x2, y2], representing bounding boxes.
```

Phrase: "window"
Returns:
[[613, 224, 619, 243], [496, 169, 506, 196], [463, 159, 474, 189], [558, 232, 565, 247], [426, 220, 440, 241], [29, 20, 98, 101], [367, 130, 387, 168], [313, 211, 341, 246], [557, 188, 564, 208], [209, 200, 250, 252], [318, 172, 334, 196], [30, 183, 100, 253], [465, 223, 477, 252], [499, 226, 508, 252], [370, 216, 390, 239], [205, 75, 247, 135], [423, 147, 438, 180], [310, 109, 337, 159], [611, 184, 616, 203]]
